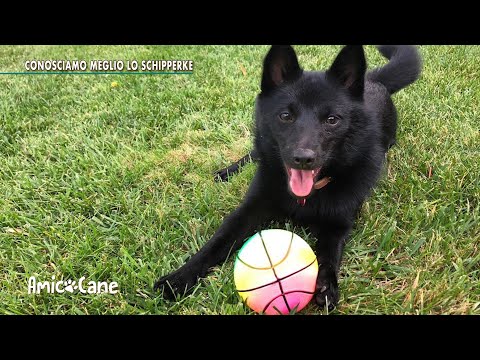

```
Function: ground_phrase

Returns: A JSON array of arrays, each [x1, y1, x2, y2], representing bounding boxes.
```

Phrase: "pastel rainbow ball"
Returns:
[[234, 229, 318, 315]]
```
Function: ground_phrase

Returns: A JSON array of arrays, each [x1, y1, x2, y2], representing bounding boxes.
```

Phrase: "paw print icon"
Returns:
[[64, 279, 77, 293]]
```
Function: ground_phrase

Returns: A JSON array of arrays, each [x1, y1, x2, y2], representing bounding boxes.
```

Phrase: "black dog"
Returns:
[[155, 45, 421, 310]]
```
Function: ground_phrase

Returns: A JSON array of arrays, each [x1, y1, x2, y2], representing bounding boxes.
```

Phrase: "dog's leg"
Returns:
[[214, 149, 259, 182], [310, 221, 352, 311], [155, 181, 272, 300]]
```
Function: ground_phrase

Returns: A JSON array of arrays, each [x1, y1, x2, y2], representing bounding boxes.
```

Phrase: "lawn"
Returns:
[[0, 45, 478, 315]]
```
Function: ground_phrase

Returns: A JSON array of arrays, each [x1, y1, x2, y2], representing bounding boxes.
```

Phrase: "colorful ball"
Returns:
[[234, 229, 318, 315]]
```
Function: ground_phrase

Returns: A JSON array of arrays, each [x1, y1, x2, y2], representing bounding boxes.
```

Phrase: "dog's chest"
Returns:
[[283, 193, 329, 224]]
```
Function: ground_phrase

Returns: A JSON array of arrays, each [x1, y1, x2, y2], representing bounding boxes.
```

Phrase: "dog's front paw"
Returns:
[[154, 268, 198, 301], [315, 265, 339, 312]]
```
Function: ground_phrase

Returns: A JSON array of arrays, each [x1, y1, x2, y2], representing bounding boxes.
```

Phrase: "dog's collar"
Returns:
[[296, 176, 332, 206], [314, 176, 332, 190]]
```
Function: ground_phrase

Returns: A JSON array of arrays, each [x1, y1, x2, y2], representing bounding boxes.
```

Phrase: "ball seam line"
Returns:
[[236, 232, 295, 270], [262, 290, 316, 315], [236, 257, 317, 293], [259, 230, 292, 314]]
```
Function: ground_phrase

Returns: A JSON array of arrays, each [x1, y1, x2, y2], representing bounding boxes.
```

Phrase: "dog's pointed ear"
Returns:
[[327, 45, 366, 98], [261, 45, 302, 93]]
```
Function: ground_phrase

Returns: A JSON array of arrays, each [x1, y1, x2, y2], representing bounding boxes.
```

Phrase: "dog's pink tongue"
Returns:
[[289, 169, 314, 197]]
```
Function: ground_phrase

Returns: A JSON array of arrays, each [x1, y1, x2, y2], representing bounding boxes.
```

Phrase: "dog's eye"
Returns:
[[279, 112, 294, 122], [326, 115, 339, 125]]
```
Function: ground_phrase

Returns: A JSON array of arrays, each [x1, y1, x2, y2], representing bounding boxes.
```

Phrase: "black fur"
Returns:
[[155, 45, 421, 311], [214, 150, 259, 182], [368, 45, 422, 95]]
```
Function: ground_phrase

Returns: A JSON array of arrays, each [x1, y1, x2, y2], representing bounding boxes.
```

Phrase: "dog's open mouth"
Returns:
[[286, 166, 321, 198]]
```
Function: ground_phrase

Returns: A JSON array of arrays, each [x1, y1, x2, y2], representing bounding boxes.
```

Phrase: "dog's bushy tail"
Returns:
[[368, 45, 422, 94]]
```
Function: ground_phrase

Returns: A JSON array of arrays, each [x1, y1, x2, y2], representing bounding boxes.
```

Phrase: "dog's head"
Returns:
[[255, 45, 369, 199]]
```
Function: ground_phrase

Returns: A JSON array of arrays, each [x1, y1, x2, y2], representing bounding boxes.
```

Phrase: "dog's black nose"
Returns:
[[293, 148, 315, 168]]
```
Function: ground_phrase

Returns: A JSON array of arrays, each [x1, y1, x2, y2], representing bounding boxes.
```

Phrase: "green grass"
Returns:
[[0, 45, 479, 315]]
